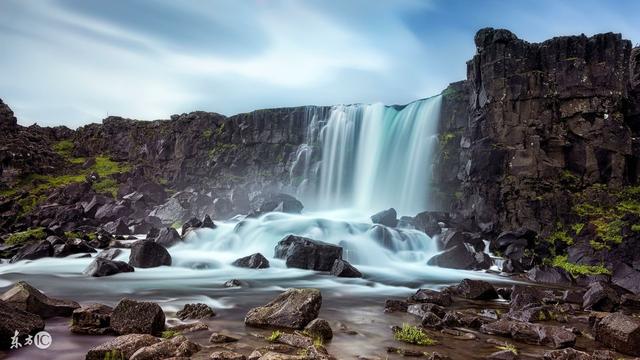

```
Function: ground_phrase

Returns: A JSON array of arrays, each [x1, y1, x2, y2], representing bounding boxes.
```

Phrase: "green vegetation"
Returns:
[[208, 143, 238, 159], [551, 255, 610, 277], [103, 350, 125, 360], [5, 227, 47, 246], [53, 139, 74, 156], [547, 229, 573, 246], [171, 221, 182, 230], [266, 330, 282, 342], [215, 122, 226, 136], [93, 177, 119, 198], [203, 129, 213, 140], [496, 343, 518, 355], [393, 324, 436, 346], [313, 337, 324, 348], [161, 330, 180, 339], [438, 132, 456, 147]]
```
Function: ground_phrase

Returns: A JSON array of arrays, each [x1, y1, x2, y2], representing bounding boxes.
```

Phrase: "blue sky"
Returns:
[[1, 0, 639, 128]]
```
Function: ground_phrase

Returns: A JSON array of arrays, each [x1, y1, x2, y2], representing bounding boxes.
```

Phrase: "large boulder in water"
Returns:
[[594, 312, 640, 356], [0, 281, 79, 318], [371, 208, 398, 227], [329, 259, 362, 278], [232, 253, 270, 269], [84, 257, 135, 277], [457, 279, 498, 300], [154, 227, 182, 247], [10, 240, 53, 262], [413, 211, 449, 237], [110, 298, 165, 335], [250, 192, 304, 215], [70, 303, 114, 335], [129, 240, 171, 268], [0, 299, 45, 350], [274, 235, 342, 271], [85, 334, 161, 360], [427, 243, 492, 270], [245, 288, 321, 329]]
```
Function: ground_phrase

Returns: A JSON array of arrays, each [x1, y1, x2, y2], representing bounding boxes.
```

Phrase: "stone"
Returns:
[[457, 279, 499, 300], [110, 298, 165, 335], [245, 288, 321, 329], [129, 335, 200, 360], [370, 208, 398, 227], [304, 318, 333, 340], [176, 303, 215, 320], [149, 198, 188, 226], [487, 350, 518, 360], [410, 289, 453, 307], [561, 289, 586, 305], [70, 303, 114, 335], [274, 235, 342, 271], [612, 262, 640, 294], [202, 214, 216, 229], [543, 348, 593, 360], [97, 248, 122, 260], [329, 259, 362, 278], [54, 238, 96, 257], [427, 243, 492, 270], [251, 193, 304, 215], [277, 332, 313, 348], [85, 334, 161, 360], [421, 311, 443, 328], [84, 257, 135, 277], [481, 319, 576, 348], [583, 282, 620, 312], [232, 253, 270, 269], [594, 312, 640, 356], [155, 227, 182, 247], [0, 280, 79, 318], [0, 299, 45, 350], [181, 217, 202, 236], [103, 218, 131, 235], [527, 266, 573, 285], [224, 279, 244, 287], [210, 351, 246, 360], [209, 332, 239, 343], [129, 240, 172, 268], [413, 211, 448, 237], [384, 299, 408, 313], [407, 303, 445, 318], [10, 240, 53, 262]]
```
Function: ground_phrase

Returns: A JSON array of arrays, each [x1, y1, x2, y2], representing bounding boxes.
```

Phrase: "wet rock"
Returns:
[[583, 282, 620, 312], [181, 217, 202, 236], [210, 350, 247, 360], [543, 348, 592, 360], [103, 218, 131, 235], [209, 332, 239, 343], [441, 310, 490, 329], [457, 279, 499, 300], [593, 312, 640, 356], [370, 208, 398, 227], [176, 303, 216, 320], [54, 238, 96, 257], [621, 293, 640, 312], [0, 299, 45, 350], [481, 319, 576, 348], [97, 248, 122, 260], [110, 298, 165, 335], [426, 352, 451, 360], [130, 335, 200, 360], [85, 334, 161, 360], [224, 279, 245, 287], [251, 193, 304, 215], [487, 350, 518, 360], [84, 257, 135, 277], [70, 303, 114, 335], [407, 303, 445, 318], [304, 318, 333, 340], [509, 285, 544, 311], [384, 299, 408, 313], [427, 243, 492, 270], [277, 332, 313, 348], [497, 287, 512, 300], [95, 202, 133, 223], [149, 197, 188, 226], [413, 211, 449, 237], [245, 288, 321, 329], [438, 230, 484, 252], [10, 240, 53, 262], [155, 227, 182, 247], [0, 280, 79, 318], [232, 253, 270, 269], [329, 259, 362, 278], [504, 306, 555, 323], [410, 289, 453, 307], [129, 240, 172, 268], [612, 262, 640, 294], [526, 266, 573, 285], [202, 214, 216, 229], [561, 289, 586, 305], [421, 311, 443, 329], [274, 235, 342, 271]]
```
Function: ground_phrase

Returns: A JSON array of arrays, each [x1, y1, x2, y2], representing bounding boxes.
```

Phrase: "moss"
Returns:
[[438, 132, 456, 147], [571, 223, 584, 235], [17, 194, 47, 216], [208, 143, 238, 159], [103, 350, 124, 360], [313, 336, 324, 348], [161, 330, 180, 339], [573, 203, 605, 218], [6, 227, 47, 245], [632, 224, 640, 232], [266, 330, 282, 342], [547, 230, 573, 245], [93, 178, 119, 198], [496, 343, 518, 355], [393, 324, 436, 346], [53, 139, 74, 156], [203, 129, 213, 140], [171, 221, 182, 230], [64, 231, 83, 239], [551, 255, 610, 276], [215, 122, 226, 136]]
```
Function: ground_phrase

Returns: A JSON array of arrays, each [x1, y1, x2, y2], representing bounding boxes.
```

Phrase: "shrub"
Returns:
[[551, 255, 610, 277], [393, 324, 436, 346]]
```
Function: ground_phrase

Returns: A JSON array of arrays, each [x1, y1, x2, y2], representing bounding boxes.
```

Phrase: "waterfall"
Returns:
[[293, 95, 442, 215]]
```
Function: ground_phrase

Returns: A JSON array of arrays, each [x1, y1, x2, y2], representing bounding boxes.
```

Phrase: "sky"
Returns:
[[1, 0, 639, 128]]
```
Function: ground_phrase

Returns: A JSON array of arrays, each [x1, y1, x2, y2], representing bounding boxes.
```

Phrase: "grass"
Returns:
[[266, 330, 282, 342], [551, 255, 611, 277], [103, 350, 125, 360], [547, 230, 573, 245], [53, 139, 74, 156], [496, 343, 518, 355], [313, 337, 324, 348], [161, 330, 180, 339], [393, 324, 436, 346], [5, 227, 47, 245], [92, 177, 119, 198]]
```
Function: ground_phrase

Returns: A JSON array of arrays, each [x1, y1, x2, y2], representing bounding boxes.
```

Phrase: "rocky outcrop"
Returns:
[[0, 281, 79, 318], [110, 298, 166, 335], [245, 288, 321, 329]]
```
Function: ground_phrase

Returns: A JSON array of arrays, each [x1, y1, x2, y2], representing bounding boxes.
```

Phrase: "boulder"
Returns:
[[370, 208, 398, 227], [70, 303, 114, 335], [487, 350, 518, 360], [410, 289, 453, 307], [181, 217, 202, 236], [210, 351, 247, 360], [543, 348, 593, 360], [154, 227, 182, 247], [176, 303, 216, 320], [202, 214, 216, 229], [95, 202, 133, 223], [274, 235, 342, 271], [304, 318, 333, 341], [10, 240, 53, 262], [407, 303, 446, 318], [232, 253, 270, 269], [110, 298, 165, 335], [561, 289, 586, 305], [97, 248, 122, 260], [612, 262, 640, 294], [245, 288, 321, 329], [224, 279, 245, 288], [103, 218, 131, 235], [213, 197, 235, 218], [594, 312, 640, 356], [457, 279, 498, 300], [583, 282, 620, 312], [0, 281, 79, 318], [85, 334, 161, 360], [413, 211, 448, 237], [427, 243, 492, 270], [129, 240, 172, 268], [481, 319, 576, 348], [84, 257, 135, 277], [149, 198, 188, 226], [53, 238, 96, 257], [510, 285, 545, 311], [384, 299, 408, 313], [0, 299, 45, 350], [251, 193, 304, 215], [526, 266, 573, 286], [130, 335, 200, 360], [209, 332, 239, 343], [329, 259, 362, 278], [438, 230, 484, 251]]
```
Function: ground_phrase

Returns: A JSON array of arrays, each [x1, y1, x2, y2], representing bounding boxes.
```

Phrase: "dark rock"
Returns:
[[583, 282, 620, 312], [481, 319, 576, 348], [70, 303, 114, 335], [457, 279, 498, 300], [84, 257, 135, 277], [53, 238, 96, 257], [103, 218, 131, 235], [129, 240, 171, 268], [149, 197, 188, 226], [421, 311, 443, 329], [413, 211, 449, 237], [612, 262, 640, 294], [210, 350, 246, 360], [95, 202, 133, 223], [245, 288, 321, 329], [110, 298, 165, 335], [223, 279, 244, 287], [527, 266, 573, 286], [202, 214, 216, 229], [561, 289, 586, 305], [304, 318, 333, 340], [439, 230, 484, 251], [497, 287, 512, 300], [232, 253, 270, 269], [594, 312, 640, 356], [384, 299, 408, 313], [85, 334, 161, 360], [621, 293, 640, 312], [370, 208, 398, 227], [154, 227, 182, 247], [97, 248, 122, 260], [274, 235, 342, 271], [543, 348, 592, 360], [427, 243, 492, 270], [181, 217, 202, 236], [441, 310, 490, 329], [410, 289, 453, 307], [10, 240, 53, 262], [130, 334, 201, 359], [0, 299, 45, 350], [176, 303, 215, 320], [407, 303, 445, 318], [213, 197, 234, 219], [510, 285, 544, 311], [329, 259, 362, 278], [209, 332, 239, 343], [146, 227, 160, 240], [251, 193, 303, 215], [488, 350, 518, 360], [0, 281, 79, 318]]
